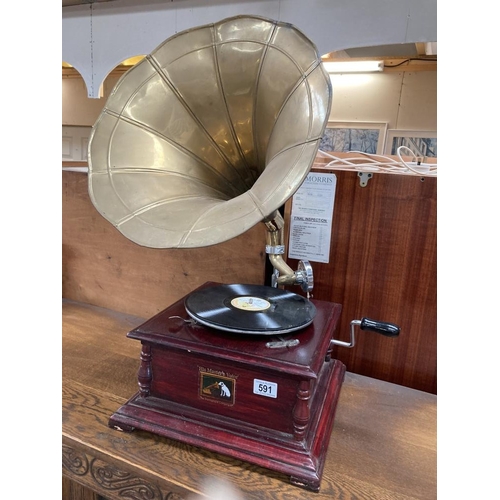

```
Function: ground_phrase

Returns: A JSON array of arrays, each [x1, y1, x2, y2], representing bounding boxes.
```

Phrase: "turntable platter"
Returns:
[[184, 284, 316, 335]]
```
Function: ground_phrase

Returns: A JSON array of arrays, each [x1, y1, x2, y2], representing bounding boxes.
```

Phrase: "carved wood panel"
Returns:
[[63, 445, 186, 500]]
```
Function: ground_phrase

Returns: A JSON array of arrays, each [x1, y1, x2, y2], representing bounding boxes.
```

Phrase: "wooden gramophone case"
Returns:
[[109, 282, 346, 492]]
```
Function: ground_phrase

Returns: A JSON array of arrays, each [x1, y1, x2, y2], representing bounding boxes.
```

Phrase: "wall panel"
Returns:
[[62, 170, 267, 319], [285, 169, 437, 393]]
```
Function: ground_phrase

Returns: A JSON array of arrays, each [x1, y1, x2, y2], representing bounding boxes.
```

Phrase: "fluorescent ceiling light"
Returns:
[[323, 60, 384, 74]]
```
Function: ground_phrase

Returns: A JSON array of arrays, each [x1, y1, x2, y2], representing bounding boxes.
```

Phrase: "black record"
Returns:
[[184, 283, 316, 335]]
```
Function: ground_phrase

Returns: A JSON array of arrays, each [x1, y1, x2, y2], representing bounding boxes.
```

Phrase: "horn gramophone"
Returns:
[[88, 15, 399, 491]]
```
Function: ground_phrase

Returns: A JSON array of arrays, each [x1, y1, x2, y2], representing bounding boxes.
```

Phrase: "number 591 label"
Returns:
[[253, 379, 278, 398]]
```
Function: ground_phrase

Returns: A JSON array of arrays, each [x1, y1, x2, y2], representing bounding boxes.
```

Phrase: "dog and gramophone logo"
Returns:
[[199, 366, 237, 406]]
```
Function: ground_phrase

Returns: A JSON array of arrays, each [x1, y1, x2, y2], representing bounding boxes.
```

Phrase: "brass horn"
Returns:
[[88, 15, 332, 292]]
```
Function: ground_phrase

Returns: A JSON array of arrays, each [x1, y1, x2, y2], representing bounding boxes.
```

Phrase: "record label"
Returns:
[[230, 296, 271, 312], [184, 283, 316, 335]]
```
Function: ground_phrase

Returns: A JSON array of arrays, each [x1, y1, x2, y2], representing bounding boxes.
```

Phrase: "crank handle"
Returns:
[[330, 318, 400, 349]]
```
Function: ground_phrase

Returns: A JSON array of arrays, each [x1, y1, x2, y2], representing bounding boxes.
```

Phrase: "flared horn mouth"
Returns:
[[88, 15, 332, 248]]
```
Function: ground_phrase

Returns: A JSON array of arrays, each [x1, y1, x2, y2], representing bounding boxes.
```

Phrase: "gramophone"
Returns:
[[87, 15, 399, 492]]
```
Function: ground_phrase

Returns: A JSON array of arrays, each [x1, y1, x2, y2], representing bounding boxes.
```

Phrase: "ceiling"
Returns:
[[62, 0, 436, 70], [63, 0, 114, 5]]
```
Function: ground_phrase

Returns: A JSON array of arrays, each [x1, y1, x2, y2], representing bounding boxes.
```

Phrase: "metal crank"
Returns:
[[326, 317, 400, 360]]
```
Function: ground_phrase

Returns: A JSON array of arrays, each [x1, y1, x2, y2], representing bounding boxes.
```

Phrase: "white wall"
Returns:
[[62, 78, 111, 126], [62, 125, 91, 161], [329, 71, 437, 130], [62, 0, 437, 98], [63, 70, 437, 132]]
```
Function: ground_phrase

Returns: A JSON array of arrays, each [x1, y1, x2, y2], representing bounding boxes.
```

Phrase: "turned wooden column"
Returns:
[[293, 380, 311, 440], [137, 343, 152, 397]]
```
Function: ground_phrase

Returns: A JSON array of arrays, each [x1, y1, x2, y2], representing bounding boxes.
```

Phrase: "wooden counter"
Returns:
[[62, 299, 436, 499]]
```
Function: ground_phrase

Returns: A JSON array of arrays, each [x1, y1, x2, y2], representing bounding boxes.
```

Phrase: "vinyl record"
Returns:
[[184, 284, 316, 335]]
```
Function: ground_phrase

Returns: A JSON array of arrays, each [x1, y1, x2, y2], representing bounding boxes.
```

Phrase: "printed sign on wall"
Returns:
[[288, 172, 336, 264]]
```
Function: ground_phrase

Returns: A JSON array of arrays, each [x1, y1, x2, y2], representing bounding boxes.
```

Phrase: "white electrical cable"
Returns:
[[317, 147, 437, 177]]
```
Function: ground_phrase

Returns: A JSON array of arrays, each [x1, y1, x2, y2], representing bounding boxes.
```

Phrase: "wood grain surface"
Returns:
[[62, 170, 267, 320], [62, 300, 436, 499], [285, 169, 437, 393]]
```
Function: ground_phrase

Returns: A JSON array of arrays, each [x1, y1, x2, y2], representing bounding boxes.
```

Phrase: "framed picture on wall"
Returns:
[[319, 121, 388, 155], [384, 129, 437, 158]]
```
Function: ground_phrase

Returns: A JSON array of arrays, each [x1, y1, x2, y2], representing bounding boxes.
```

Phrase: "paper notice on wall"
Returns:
[[288, 172, 336, 264]]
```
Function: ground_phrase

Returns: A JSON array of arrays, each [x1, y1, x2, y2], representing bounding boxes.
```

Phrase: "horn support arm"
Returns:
[[263, 211, 314, 295]]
